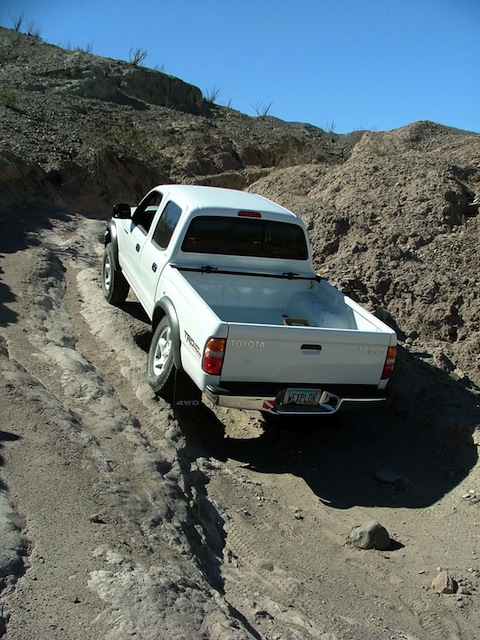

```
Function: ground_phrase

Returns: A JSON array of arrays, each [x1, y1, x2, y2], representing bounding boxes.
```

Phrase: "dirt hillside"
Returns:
[[0, 26, 479, 640]]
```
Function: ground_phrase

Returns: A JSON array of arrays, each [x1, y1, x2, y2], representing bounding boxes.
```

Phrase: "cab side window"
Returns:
[[132, 191, 163, 233], [152, 201, 182, 249]]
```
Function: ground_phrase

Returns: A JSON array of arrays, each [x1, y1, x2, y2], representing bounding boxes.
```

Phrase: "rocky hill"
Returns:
[[0, 27, 344, 204], [1, 26, 480, 640]]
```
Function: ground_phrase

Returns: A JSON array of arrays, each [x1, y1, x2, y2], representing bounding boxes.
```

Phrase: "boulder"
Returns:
[[348, 520, 391, 550], [431, 571, 457, 594]]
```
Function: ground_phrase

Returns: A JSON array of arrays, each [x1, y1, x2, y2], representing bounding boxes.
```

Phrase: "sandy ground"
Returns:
[[0, 202, 479, 639]]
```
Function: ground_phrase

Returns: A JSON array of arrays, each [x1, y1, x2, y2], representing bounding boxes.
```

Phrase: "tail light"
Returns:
[[381, 346, 396, 379], [202, 338, 226, 375], [238, 210, 262, 218]]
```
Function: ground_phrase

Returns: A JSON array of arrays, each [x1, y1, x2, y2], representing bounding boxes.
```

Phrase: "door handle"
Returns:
[[152, 263, 157, 273], [301, 344, 322, 351], [135, 243, 140, 252]]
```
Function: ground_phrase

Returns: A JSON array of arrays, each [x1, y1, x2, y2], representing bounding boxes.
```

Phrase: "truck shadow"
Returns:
[[178, 348, 479, 510]]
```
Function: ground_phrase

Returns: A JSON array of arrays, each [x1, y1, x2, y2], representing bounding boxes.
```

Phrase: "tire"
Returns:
[[147, 316, 176, 397], [102, 244, 129, 305]]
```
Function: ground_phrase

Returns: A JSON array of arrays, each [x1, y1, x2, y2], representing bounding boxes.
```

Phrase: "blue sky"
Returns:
[[1, 0, 479, 133]]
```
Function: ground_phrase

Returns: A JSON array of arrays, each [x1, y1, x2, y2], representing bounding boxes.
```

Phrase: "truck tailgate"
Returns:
[[221, 323, 391, 386]]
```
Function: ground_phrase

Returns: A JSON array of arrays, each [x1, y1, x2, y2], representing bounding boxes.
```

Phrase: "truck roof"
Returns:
[[153, 184, 298, 219]]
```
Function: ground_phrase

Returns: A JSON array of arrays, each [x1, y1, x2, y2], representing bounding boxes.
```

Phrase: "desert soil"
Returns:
[[1, 26, 480, 640]]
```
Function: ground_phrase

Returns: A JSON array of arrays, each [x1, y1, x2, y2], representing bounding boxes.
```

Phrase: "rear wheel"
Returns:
[[147, 316, 176, 397], [102, 244, 129, 305]]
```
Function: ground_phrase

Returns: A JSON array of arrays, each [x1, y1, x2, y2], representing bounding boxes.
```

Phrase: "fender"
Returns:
[[153, 297, 182, 371], [104, 220, 120, 255]]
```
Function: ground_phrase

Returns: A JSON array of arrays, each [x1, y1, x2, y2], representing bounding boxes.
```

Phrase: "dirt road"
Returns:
[[1, 202, 479, 639]]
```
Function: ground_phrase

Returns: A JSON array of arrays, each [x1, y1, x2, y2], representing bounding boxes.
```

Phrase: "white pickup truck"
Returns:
[[102, 184, 396, 416]]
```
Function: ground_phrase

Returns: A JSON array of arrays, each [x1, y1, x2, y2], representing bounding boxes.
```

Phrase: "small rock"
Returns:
[[89, 513, 107, 524], [374, 469, 409, 491], [348, 520, 391, 550], [431, 571, 457, 594], [435, 352, 455, 372], [136, 383, 157, 402], [254, 609, 273, 620], [375, 469, 402, 485], [6, 512, 26, 530]]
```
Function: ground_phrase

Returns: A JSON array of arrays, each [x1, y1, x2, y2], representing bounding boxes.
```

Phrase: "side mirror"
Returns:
[[112, 203, 132, 219]]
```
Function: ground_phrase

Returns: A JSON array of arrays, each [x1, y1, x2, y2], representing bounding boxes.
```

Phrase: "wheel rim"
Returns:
[[103, 256, 112, 291], [152, 325, 172, 376]]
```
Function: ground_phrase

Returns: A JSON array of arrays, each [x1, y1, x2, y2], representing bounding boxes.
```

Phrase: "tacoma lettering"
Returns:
[[184, 331, 201, 357]]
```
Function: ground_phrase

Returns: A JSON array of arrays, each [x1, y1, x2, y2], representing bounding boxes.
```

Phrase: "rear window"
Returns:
[[181, 216, 308, 260]]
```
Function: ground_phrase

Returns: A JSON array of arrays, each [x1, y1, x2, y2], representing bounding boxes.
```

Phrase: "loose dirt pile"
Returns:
[[0, 26, 479, 640]]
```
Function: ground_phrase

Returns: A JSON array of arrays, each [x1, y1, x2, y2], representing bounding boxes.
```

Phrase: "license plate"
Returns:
[[282, 388, 323, 406]]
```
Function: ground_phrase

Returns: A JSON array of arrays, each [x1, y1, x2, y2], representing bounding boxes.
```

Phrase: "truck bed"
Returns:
[[182, 270, 380, 332], [173, 268, 395, 389]]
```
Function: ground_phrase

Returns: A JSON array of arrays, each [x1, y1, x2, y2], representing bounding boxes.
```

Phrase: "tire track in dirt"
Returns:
[[59, 221, 259, 637], [1, 214, 254, 638], [212, 463, 365, 640]]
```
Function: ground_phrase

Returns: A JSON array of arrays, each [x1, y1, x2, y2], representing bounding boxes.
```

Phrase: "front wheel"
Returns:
[[102, 244, 129, 305], [147, 316, 176, 397]]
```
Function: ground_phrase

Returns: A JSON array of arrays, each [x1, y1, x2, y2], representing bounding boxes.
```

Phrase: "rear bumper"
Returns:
[[204, 382, 388, 416]]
